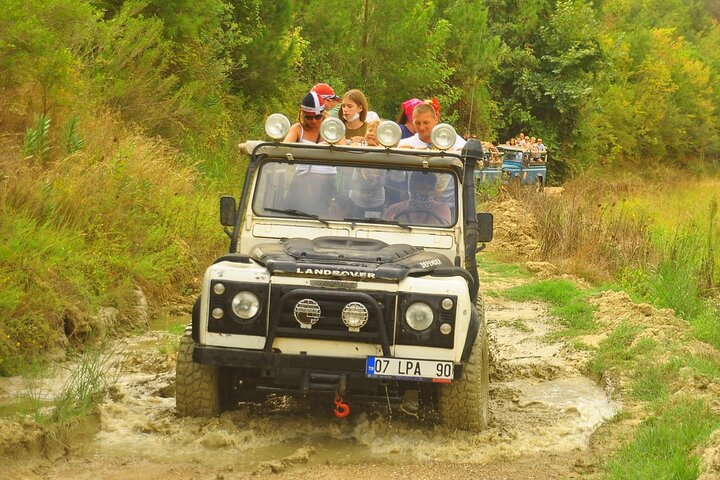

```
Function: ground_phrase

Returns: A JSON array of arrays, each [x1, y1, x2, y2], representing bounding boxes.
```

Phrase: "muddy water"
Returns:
[[0, 290, 618, 478], [60, 293, 618, 475]]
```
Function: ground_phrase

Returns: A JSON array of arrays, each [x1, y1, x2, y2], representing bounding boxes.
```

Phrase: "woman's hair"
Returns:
[[341, 89, 368, 124]]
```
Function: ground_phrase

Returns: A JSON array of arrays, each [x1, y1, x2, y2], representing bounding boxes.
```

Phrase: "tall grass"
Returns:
[[0, 109, 234, 375], [521, 175, 720, 348], [521, 177, 655, 282], [22, 349, 119, 424]]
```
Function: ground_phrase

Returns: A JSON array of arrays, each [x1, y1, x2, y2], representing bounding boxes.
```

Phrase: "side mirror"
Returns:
[[476, 212, 493, 243], [220, 196, 237, 227]]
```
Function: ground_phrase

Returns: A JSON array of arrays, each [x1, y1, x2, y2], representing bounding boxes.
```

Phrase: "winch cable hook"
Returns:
[[334, 393, 350, 418]]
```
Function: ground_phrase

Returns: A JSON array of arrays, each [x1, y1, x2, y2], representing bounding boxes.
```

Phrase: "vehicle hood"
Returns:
[[250, 236, 452, 281]]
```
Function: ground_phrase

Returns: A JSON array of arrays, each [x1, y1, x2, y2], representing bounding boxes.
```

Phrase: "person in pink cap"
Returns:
[[396, 98, 423, 139], [311, 83, 341, 118]]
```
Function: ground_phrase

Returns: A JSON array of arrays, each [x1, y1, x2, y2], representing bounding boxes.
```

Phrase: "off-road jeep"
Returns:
[[175, 118, 494, 431]]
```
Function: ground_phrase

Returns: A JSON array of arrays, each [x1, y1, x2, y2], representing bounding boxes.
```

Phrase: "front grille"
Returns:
[[266, 285, 395, 353]]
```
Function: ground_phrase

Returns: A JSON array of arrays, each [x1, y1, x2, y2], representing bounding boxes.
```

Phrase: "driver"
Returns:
[[384, 172, 451, 226]]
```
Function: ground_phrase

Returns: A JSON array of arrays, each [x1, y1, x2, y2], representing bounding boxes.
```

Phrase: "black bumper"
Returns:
[[193, 344, 464, 380]]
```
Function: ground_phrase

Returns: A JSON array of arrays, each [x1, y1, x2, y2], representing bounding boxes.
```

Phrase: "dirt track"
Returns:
[[0, 276, 618, 479], [0, 196, 628, 479]]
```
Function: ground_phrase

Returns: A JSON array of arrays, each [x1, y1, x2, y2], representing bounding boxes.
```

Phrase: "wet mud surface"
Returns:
[[0, 284, 619, 480]]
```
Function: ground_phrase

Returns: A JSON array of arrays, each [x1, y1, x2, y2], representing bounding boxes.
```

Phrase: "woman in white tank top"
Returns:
[[284, 91, 325, 143], [281, 90, 336, 214]]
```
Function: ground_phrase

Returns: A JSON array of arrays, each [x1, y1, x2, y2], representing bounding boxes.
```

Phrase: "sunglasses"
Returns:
[[304, 114, 323, 120]]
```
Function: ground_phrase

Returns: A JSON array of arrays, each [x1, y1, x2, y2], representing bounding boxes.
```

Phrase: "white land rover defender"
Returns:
[[175, 116, 494, 431]]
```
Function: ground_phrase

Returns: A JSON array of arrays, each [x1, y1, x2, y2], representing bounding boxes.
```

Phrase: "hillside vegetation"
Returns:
[[1, 0, 720, 372]]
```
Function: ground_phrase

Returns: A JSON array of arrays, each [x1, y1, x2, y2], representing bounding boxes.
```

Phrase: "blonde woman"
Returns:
[[283, 91, 326, 143], [341, 89, 369, 143]]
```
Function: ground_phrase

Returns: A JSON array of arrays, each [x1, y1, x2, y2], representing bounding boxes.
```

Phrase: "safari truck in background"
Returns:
[[175, 116, 494, 431], [475, 144, 547, 192]]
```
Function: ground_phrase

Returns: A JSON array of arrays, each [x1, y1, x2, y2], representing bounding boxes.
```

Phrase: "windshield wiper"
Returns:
[[343, 216, 412, 230], [265, 207, 329, 226]]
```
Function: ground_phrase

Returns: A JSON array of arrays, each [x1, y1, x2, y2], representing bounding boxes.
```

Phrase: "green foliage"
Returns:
[[87, 2, 183, 133], [296, 0, 463, 118], [23, 114, 52, 162], [630, 359, 670, 401], [605, 398, 720, 480], [228, 0, 304, 109], [62, 116, 85, 154], [436, 0, 500, 134], [691, 305, 720, 350], [1, 131, 228, 374], [475, 178, 503, 202], [670, 352, 720, 381], [588, 321, 644, 376], [618, 198, 718, 320], [22, 349, 119, 424], [476, 255, 533, 280], [501, 279, 596, 334]]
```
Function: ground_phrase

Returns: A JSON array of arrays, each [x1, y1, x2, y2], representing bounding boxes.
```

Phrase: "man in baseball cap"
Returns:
[[312, 83, 341, 117]]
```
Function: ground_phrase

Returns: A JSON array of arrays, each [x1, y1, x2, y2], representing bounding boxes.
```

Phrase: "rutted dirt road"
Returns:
[[0, 195, 628, 479], [0, 271, 619, 480]]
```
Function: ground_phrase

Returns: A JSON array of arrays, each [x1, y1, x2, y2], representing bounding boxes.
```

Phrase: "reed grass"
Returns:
[[520, 174, 720, 349], [21, 348, 120, 425], [0, 108, 236, 375]]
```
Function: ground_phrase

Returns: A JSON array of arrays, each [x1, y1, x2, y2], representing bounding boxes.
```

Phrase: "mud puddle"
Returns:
[[0, 290, 619, 479], [81, 294, 615, 474]]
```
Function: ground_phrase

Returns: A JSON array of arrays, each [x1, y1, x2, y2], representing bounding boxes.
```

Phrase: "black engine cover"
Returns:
[[250, 236, 452, 281]]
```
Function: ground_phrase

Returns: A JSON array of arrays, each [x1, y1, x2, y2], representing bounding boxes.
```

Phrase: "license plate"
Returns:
[[366, 356, 454, 382]]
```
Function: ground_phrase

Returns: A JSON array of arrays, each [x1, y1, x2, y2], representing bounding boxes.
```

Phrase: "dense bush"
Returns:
[[1, 0, 719, 371]]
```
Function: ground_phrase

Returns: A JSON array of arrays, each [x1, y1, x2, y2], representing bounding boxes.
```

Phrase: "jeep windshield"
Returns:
[[252, 161, 457, 227]]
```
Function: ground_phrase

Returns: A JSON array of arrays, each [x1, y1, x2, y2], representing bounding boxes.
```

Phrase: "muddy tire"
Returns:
[[176, 333, 221, 417], [438, 303, 490, 432]]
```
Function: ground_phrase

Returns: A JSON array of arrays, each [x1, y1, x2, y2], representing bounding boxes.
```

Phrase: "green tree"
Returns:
[[298, 0, 455, 119], [227, 0, 305, 111], [0, 0, 97, 115], [437, 0, 501, 138]]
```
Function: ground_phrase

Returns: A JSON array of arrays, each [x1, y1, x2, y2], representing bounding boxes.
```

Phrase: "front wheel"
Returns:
[[535, 176, 545, 193], [438, 303, 490, 431], [175, 332, 221, 417]]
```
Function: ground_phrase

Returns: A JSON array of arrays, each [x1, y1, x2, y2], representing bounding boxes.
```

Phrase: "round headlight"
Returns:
[[265, 113, 291, 140], [342, 302, 369, 330], [319, 117, 346, 144], [405, 302, 434, 331], [376, 120, 402, 147], [430, 123, 458, 151], [231, 291, 260, 320]]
